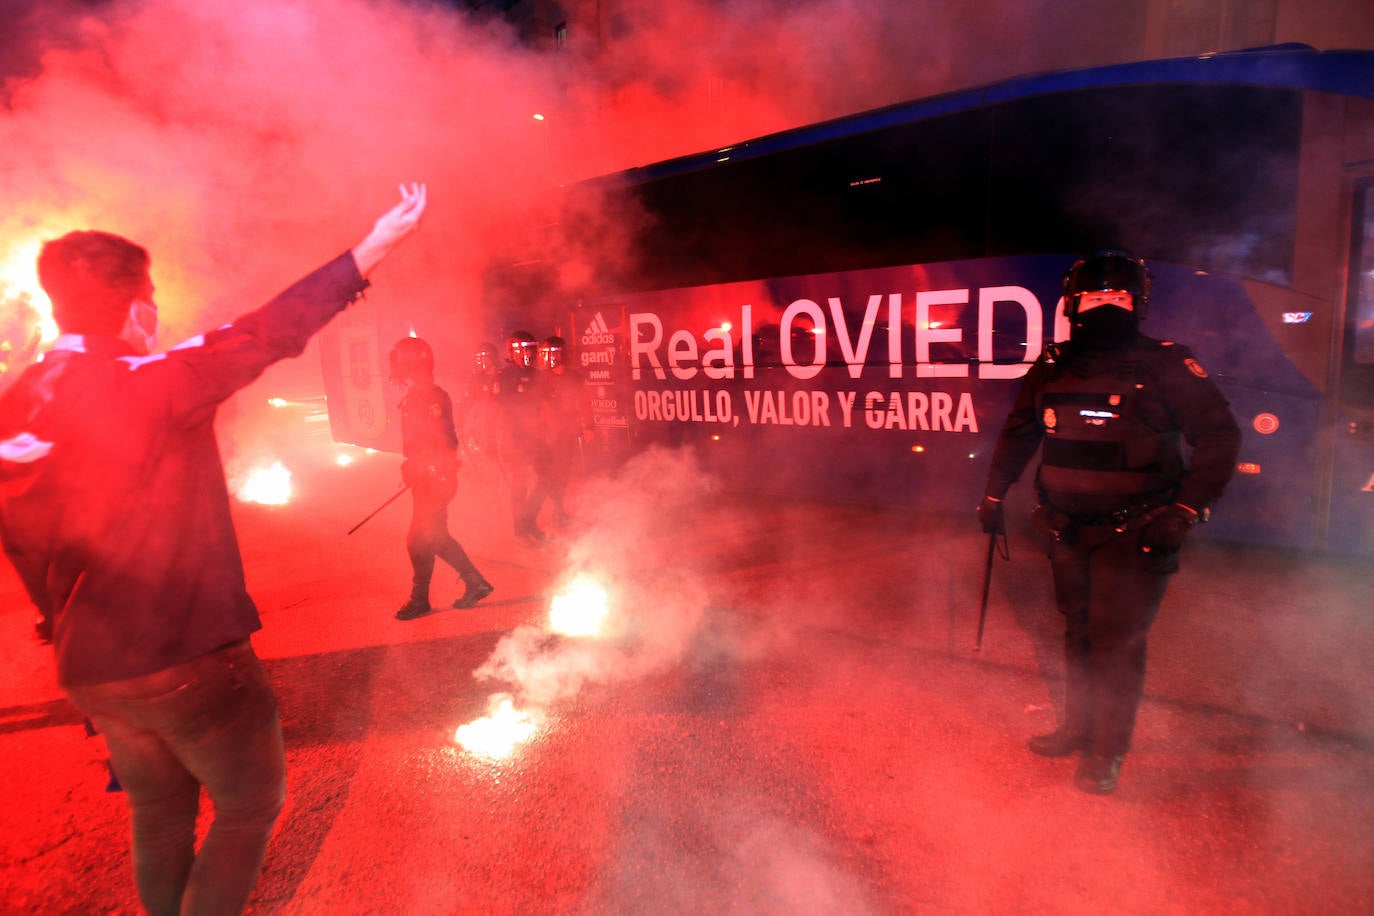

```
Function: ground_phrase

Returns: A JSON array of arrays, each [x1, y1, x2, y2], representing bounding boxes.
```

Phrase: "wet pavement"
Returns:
[[2, 448, 1373, 914]]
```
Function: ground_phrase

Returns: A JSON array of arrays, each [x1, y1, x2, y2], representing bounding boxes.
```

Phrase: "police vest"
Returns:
[[1034, 351, 1184, 515]]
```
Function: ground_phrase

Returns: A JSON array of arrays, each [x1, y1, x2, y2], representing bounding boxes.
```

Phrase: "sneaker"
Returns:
[[395, 598, 433, 621], [453, 580, 494, 610]]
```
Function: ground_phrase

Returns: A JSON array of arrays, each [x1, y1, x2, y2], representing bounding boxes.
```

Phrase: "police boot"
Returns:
[[395, 584, 432, 621], [1027, 728, 1089, 758], [1074, 754, 1124, 795], [453, 577, 495, 610]]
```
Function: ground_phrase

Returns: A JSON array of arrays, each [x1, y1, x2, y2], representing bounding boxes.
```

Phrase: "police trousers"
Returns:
[[1044, 525, 1176, 757], [408, 485, 481, 592]]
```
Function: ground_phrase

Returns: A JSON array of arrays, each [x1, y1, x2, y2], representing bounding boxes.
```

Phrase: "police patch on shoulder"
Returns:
[[428, 403, 443, 417], [1184, 358, 1208, 378]]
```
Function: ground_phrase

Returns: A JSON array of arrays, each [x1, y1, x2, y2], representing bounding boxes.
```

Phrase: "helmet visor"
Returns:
[[1075, 290, 1135, 314]]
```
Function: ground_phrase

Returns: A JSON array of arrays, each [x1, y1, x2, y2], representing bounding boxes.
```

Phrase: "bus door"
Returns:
[[1331, 176, 1374, 554]]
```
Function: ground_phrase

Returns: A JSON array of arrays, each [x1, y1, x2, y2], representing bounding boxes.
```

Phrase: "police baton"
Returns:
[[975, 531, 1008, 651], [347, 484, 409, 535]]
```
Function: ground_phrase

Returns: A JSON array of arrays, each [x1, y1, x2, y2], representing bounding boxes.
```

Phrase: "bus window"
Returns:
[[988, 85, 1302, 283], [611, 109, 991, 293]]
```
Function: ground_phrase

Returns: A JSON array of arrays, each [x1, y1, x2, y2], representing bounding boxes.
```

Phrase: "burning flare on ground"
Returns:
[[237, 461, 292, 505], [454, 575, 614, 761], [454, 694, 540, 760], [548, 574, 611, 637]]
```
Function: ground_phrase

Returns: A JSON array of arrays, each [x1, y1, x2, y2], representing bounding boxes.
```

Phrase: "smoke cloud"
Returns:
[[474, 446, 725, 706], [0, 0, 1140, 358]]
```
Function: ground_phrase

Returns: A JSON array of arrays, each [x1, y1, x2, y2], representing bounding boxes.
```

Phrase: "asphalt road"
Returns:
[[3, 448, 1373, 914]]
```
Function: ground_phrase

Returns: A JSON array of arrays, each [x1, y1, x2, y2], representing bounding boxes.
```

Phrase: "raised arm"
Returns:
[[150, 183, 429, 422], [352, 183, 428, 278]]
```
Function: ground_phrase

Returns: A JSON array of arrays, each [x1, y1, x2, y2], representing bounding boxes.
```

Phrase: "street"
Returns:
[[3, 447, 1373, 914]]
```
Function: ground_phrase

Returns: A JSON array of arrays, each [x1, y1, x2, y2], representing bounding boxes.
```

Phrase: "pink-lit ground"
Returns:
[[2, 452, 1373, 914]]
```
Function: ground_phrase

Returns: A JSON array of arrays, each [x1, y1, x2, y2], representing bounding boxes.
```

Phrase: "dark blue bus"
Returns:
[[519, 46, 1374, 554]]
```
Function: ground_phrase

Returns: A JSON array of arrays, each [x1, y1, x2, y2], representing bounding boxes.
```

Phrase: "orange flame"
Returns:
[[0, 237, 57, 345], [454, 695, 539, 760], [548, 575, 610, 638], [236, 461, 292, 505]]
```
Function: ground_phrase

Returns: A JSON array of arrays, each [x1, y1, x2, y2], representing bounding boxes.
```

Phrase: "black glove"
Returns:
[[977, 496, 1005, 535], [1139, 503, 1199, 554]]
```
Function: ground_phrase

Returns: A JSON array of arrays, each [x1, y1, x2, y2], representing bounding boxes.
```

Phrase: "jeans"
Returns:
[[65, 640, 286, 916]]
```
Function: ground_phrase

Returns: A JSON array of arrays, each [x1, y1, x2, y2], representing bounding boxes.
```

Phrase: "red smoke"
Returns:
[[0, 0, 1132, 393]]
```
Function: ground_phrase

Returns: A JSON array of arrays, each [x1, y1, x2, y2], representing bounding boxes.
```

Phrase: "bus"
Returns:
[[323, 45, 1374, 554]]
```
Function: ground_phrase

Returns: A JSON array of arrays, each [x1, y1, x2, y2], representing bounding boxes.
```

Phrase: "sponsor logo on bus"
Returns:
[[581, 312, 616, 346], [581, 350, 613, 367]]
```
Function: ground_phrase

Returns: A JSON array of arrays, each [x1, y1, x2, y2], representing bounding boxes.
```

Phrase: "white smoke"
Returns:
[[474, 446, 720, 705]]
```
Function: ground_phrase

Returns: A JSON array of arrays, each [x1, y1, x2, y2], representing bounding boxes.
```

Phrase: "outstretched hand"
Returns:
[[374, 183, 427, 240], [353, 183, 428, 277]]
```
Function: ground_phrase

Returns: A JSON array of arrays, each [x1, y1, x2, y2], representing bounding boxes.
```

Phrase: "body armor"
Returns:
[[1034, 344, 1183, 516]]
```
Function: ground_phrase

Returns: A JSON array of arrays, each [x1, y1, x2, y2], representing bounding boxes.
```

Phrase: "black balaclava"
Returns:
[[1070, 304, 1138, 351]]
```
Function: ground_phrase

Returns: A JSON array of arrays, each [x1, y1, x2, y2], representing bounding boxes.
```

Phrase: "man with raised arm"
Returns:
[[0, 184, 426, 914]]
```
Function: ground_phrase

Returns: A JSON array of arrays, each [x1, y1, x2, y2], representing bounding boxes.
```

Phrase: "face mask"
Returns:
[[1070, 305, 1137, 349]]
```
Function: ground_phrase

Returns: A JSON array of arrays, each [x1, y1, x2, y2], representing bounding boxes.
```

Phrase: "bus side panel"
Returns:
[[596, 256, 1340, 551], [1202, 386, 1322, 550], [1146, 266, 1324, 549]]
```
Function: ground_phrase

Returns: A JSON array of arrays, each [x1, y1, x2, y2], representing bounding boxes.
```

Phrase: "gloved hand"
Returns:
[[1139, 503, 1199, 554], [977, 496, 1005, 535]]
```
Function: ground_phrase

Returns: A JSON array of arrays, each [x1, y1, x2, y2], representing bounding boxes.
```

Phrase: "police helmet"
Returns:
[[390, 336, 434, 384], [475, 341, 499, 372], [1062, 250, 1151, 319], [539, 335, 566, 370], [507, 330, 538, 368]]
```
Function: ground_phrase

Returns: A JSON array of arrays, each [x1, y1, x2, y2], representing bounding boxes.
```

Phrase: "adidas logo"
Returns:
[[580, 312, 615, 345]]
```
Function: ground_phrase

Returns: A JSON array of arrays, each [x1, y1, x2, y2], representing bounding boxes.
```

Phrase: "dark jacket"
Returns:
[[400, 382, 458, 460], [0, 253, 367, 686], [399, 381, 459, 500], [985, 334, 1241, 517]]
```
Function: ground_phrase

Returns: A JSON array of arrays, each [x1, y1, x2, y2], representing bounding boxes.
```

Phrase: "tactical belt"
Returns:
[[1066, 498, 1170, 528]]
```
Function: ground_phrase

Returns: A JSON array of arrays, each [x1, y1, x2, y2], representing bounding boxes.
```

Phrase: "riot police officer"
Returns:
[[978, 251, 1241, 794], [495, 330, 551, 542], [391, 336, 493, 619], [455, 340, 502, 471], [537, 335, 587, 527]]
